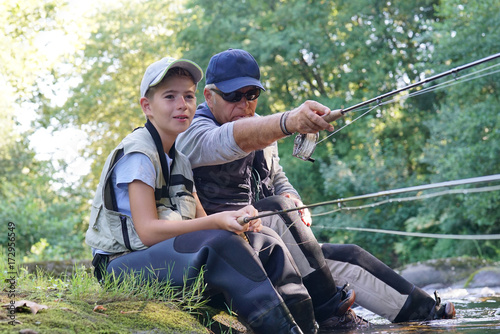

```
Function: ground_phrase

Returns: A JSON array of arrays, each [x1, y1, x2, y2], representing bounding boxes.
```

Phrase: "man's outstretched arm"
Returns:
[[234, 100, 334, 152]]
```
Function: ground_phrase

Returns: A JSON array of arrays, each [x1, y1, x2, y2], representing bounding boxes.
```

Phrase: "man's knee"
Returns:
[[255, 196, 299, 225], [321, 243, 366, 263], [255, 195, 294, 211]]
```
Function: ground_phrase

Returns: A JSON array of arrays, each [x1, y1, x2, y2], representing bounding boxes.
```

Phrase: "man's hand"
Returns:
[[299, 207, 312, 227], [281, 193, 313, 227], [287, 100, 335, 134]]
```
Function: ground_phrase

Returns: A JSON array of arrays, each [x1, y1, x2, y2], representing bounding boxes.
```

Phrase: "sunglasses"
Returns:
[[210, 87, 261, 103]]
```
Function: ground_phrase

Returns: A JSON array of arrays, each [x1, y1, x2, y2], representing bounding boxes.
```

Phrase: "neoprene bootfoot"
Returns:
[[247, 301, 304, 334], [287, 298, 319, 334], [393, 286, 456, 322]]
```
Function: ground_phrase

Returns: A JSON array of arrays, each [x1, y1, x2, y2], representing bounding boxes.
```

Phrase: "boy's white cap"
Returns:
[[140, 57, 203, 97]]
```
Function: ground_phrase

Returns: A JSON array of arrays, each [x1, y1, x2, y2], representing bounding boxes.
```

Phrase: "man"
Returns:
[[177, 48, 455, 328]]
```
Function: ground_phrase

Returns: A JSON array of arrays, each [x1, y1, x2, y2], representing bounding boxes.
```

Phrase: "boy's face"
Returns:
[[142, 75, 197, 137]]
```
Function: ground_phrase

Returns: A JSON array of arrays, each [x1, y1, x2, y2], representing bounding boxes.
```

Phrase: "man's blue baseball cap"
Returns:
[[206, 49, 265, 93]]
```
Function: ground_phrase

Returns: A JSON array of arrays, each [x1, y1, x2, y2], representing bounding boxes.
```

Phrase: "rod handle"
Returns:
[[237, 216, 250, 225], [323, 109, 344, 123]]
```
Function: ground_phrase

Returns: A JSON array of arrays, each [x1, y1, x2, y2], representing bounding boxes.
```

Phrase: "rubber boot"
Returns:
[[317, 287, 370, 330], [302, 263, 339, 322], [287, 298, 319, 334], [393, 286, 456, 322], [247, 301, 304, 334], [428, 291, 456, 320]]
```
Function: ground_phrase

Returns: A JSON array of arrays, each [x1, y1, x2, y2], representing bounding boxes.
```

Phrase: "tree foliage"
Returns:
[[314, 0, 500, 264], [0, 138, 88, 260], [38, 0, 194, 190], [7, 0, 500, 264], [177, 0, 500, 265], [411, 0, 500, 262], [0, 0, 89, 260]]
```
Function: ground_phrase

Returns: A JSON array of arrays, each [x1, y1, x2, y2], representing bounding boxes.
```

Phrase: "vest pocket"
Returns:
[[157, 204, 183, 221], [119, 215, 132, 250], [89, 203, 102, 231], [105, 211, 146, 251], [171, 192, 197, 220]]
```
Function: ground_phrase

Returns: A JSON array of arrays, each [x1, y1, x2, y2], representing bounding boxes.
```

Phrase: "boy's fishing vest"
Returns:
[[85, 126, 196, 254], [192, 104, 275, 215]]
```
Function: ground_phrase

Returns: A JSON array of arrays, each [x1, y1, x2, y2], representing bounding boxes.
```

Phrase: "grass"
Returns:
[[0, 255, 243, 333]]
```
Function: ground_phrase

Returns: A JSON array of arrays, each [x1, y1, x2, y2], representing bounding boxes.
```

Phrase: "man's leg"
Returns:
[[247, 226, 318, 333], [255, 196, 369, 328], [321, 243, 455, 322], [256, 195, 454, 323]]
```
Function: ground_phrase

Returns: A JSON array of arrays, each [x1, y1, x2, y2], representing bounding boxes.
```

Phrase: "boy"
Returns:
[[85, 56, 320, 333]]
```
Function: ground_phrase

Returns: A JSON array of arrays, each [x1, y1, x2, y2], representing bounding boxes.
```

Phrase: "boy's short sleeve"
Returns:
[[114, 152, 156, 190], [111, 152, 156, 217]]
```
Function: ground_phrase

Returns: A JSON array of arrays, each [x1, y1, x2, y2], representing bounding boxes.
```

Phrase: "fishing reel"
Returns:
[[293, 133, 319, 162], [292, 109, 346, 162]]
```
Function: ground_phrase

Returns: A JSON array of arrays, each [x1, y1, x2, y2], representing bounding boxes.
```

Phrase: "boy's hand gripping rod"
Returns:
[[292, 53, 500, 162]]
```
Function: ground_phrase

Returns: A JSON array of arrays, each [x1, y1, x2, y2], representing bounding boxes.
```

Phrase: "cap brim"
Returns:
[[150, 59, 204, 87], [216, 77, 265, 93]]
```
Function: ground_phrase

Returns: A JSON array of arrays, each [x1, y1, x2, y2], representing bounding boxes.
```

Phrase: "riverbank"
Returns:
[[2, 256, 499, 333]]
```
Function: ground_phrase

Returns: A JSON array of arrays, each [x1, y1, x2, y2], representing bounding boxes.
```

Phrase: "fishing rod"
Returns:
[[292, 52, 500, 162], [237, 174, 500, 224]]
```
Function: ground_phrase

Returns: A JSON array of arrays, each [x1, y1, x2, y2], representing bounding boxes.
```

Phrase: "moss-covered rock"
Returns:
[[465, 267, 500, 288], [0, 295, 208, 334]]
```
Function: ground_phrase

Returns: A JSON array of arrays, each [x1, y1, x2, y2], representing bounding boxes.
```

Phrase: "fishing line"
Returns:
[[254, 182, 500, 250], [317, 105, 379, 145], [378, 63, 500, 106], [293, 53, 500, 161], [311, 226, 500, 240], [401, 63, 500, 100], [312, 184, 500, 217], [317, 62, 500, 145], [240, 174, 500, 223], [247, 181, 500, 251]]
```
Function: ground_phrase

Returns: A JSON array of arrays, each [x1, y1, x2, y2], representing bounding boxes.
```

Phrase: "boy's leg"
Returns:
[[105, 229, 308, 333]]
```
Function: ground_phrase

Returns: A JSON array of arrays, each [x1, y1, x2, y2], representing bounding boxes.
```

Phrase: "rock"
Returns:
[[466, 267, 500, 288], [400, 264, 446, 287], [397, 257, 499, 288], [21, 259, 92, 276], [19, 330, 39, 334]]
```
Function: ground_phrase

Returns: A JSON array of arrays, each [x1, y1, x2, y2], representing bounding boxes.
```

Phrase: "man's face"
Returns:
[[205, 86, 260, 124]]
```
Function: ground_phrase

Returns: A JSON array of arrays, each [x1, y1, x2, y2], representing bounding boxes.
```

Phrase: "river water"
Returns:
[[332, 286, 500, 333]]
